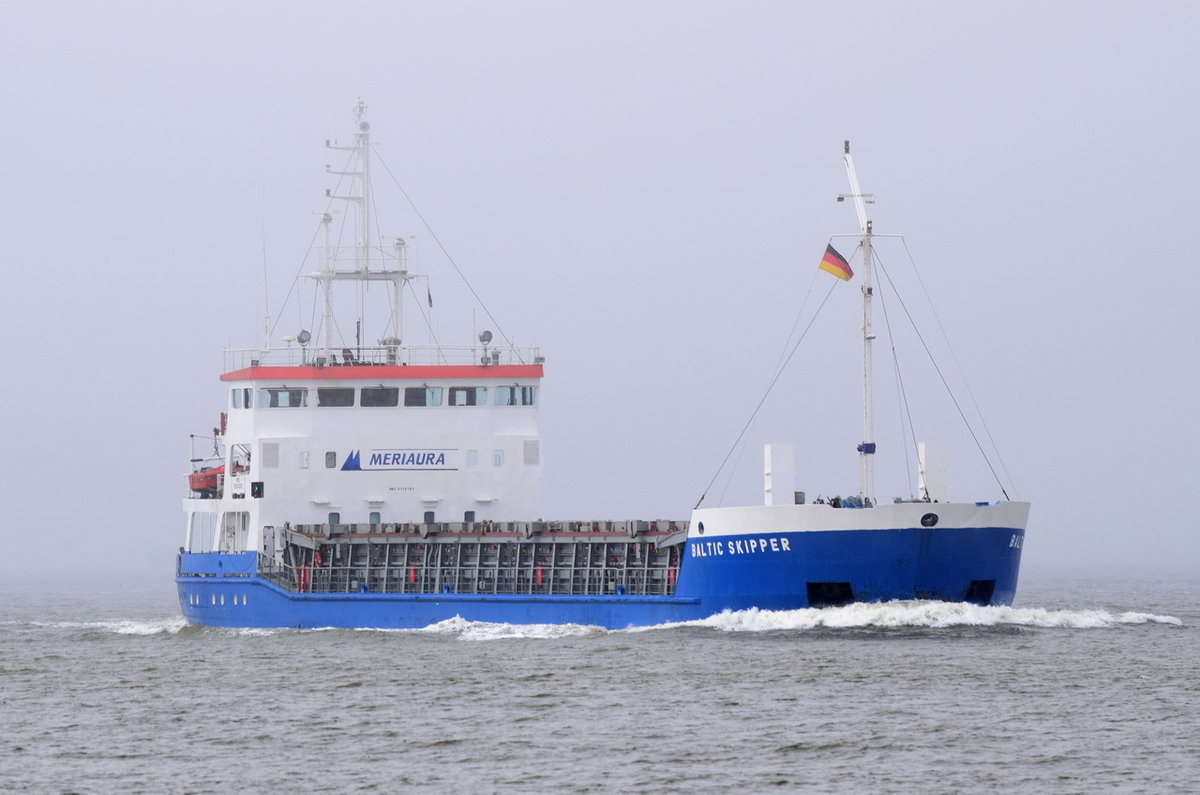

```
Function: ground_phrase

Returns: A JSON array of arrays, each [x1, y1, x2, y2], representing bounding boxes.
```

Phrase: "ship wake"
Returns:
[[669, 601, 1182, 633]]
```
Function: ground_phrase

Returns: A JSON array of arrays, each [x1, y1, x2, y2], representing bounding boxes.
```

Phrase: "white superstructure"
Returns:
[[183, 101, 544, 558]]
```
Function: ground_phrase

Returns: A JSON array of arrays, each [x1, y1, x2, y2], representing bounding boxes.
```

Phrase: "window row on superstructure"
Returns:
[[230, 385, 536, 409]]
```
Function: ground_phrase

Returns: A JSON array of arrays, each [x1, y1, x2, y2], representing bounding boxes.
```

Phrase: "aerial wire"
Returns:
[[372, 144, 521, 362], [872, 257, 920, 498], [695, 280, 838, 510], [898, 238, 1018, 497], [873, 248, 1011, 500], [715, 258, 831, 505]]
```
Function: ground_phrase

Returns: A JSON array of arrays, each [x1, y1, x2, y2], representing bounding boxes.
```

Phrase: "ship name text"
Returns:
[[370, 451, 446, 467], [690, 537, 792, 557]]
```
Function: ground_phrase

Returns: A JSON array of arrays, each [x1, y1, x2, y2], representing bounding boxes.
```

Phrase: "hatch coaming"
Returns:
[[259, 524, 687, 598]]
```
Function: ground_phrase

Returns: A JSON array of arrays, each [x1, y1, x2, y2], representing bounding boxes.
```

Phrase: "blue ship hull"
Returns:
[[177, 524, 1024, 629]]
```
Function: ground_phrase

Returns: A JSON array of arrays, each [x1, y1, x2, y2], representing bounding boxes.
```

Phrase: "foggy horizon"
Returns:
[[3, 1, 1198, 585]]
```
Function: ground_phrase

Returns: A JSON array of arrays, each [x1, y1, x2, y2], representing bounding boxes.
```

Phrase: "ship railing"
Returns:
[[222, 344, 543, 372], [258, 535, 684, 598], [280, 519, 689, 540]]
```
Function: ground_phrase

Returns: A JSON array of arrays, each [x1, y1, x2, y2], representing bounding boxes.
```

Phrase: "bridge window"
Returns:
[[231, 388, 252, 409], [449, 386, 486, 406], [325, 451, 337, 468], [493, 449, 505, 467], [404, 386, 443, 406], [495, 385, 536, 406], [317, 387, 355, 407], [258, 387, 308, 408], [361, 386, 400, 407]]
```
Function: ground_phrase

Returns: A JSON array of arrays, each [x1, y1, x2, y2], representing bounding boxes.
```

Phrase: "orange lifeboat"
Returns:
[[188, 464, 225, 494]]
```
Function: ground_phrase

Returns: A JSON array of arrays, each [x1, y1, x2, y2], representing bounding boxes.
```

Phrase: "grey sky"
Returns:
[[2, 1, 1197, 582]]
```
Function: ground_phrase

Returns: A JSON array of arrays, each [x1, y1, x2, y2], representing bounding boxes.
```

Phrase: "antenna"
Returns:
[[837, 140, 875, 234]]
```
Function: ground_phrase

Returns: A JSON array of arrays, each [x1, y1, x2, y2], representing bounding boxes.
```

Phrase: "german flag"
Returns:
[[818, 244, 853, 281]]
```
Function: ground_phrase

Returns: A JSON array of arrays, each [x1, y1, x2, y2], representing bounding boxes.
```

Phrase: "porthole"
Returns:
[[920, 513, 939, 527], [697, 521, 705, 535]]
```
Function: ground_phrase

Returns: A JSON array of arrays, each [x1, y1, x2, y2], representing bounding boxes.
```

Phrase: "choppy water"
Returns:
[[1, 563, 1196, 793]]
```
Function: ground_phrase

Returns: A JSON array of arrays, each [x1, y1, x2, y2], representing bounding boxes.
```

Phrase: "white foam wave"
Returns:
[[299, 604, 1184, 637], [671, 601, 1183, 632], [23, 603, 1179, 639], [414, 615, 603, 640]]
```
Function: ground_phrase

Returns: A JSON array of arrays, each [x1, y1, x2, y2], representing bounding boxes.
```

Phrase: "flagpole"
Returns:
[[842, 141, 876, 505]]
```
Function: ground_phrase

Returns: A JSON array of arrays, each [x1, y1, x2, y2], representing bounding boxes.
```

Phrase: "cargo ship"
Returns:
[[177, 102, 1029, 629]]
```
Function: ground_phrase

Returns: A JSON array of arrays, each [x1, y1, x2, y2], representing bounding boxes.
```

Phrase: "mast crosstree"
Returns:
[[315, 99, 420, 359]]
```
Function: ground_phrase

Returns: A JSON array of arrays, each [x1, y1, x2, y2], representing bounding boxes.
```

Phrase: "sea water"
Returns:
[[0, 562, 1195, 793]]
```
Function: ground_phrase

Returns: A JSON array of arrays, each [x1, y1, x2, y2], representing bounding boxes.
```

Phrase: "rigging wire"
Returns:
[[267, 147, 356, 343], [694, 280, 838, 510], [372, 144, 521, 362], [716, 257, 837, 505], [873, 249, 1011, 500], [899, 238, 1019, 497], [307, 277, 320, 349], [771, 257, 832, 374], [267, 139, 515, 364], [873, 257, 920, 499], [268, 224, 322, 342], [402, 276, 444, 350]]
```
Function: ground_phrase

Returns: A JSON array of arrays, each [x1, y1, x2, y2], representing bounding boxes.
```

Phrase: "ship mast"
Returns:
[[842, 141, 876, 505], [316, 99, 417, 360], [324, 99, 372, 274]]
